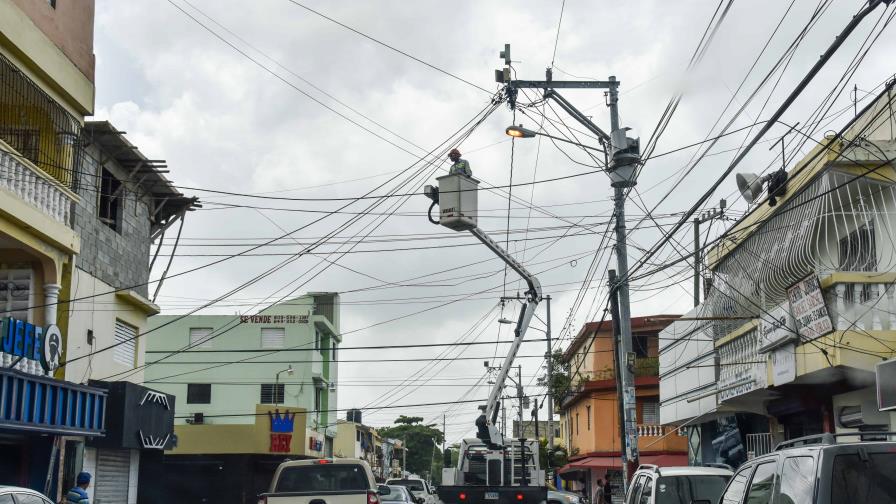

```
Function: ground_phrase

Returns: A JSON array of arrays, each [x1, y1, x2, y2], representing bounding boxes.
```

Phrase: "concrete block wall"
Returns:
[[73, 144, 152, 297]]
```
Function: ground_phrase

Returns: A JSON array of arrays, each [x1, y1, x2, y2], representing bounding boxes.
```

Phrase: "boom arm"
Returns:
[[470, 227, 542, 447]]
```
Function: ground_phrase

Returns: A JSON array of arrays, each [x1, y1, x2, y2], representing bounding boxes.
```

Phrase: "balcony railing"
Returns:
[[717, 324, 767, 402], [825, 279, 896, 331], [0, 147, 74, 226]]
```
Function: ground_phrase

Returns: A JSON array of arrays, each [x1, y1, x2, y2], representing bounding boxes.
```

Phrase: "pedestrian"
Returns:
[[447, 148, 472, 176], [603, 479, 612, 504], [592, 479, 604, 504], [65, 472, 91, 504]]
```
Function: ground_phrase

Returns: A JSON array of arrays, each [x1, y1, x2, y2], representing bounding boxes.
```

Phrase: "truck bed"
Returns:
[[437, 485, 546, 504]]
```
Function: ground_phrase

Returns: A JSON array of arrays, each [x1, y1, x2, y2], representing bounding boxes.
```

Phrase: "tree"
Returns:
[[537, 350, 572, 407], [378, 416, 445, 479]]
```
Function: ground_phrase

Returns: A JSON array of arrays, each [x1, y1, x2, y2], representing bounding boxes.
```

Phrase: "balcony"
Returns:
[[0, 51, 81, 228], [823, 273, 896, 332], [636, 424, 688, 452], [717, 323, 767, 402]]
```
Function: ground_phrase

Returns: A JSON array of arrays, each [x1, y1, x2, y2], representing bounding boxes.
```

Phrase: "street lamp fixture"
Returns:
[[274, 364, 294, 406], [505, 124, 605, 153]]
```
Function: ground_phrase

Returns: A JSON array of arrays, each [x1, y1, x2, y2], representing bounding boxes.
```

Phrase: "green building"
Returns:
[[141, 293, 339, 502]]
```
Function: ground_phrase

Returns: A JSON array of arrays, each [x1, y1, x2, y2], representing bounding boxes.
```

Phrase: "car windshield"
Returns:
[[389, 480, 426, 492], [655, 475, 730, 504], [381, 486, 410, 502], [831, 452, 896, 501], [276, 464, 368, 492]]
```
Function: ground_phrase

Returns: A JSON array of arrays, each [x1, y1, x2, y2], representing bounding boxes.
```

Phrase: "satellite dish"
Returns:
[[736, 173, 764, 204]]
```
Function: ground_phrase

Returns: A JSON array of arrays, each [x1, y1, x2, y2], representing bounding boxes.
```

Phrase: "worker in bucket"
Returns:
[[448, 148, 472, 176]]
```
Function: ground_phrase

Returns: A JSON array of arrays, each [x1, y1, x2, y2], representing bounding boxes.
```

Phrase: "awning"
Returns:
[[558, 454, 688, 473]]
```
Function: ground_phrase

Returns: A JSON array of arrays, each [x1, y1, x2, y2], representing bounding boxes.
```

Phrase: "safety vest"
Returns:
[[449, 159, 471, 177]]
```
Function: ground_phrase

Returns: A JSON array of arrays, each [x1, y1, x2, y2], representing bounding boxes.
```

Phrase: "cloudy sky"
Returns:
[[93, 0, 896, 441]]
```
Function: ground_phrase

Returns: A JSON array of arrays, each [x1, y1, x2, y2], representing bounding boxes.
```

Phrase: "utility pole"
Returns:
[[692, 200, 726, 306], [609, 270, 635, 485], [497, 46, 642, 489], [443, 414, 446, 453], [545, 295, 554, 453], [517, 365, 524, 436]]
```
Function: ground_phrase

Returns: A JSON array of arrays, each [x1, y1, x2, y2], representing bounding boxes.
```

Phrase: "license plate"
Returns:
[[485, 492, 499, 500]]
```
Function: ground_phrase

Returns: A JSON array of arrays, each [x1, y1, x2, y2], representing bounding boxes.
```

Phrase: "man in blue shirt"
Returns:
[[66, 472, 91, 504]]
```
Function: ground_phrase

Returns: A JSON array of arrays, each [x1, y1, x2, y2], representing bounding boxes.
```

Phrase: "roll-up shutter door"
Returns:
[[94, 449, 130, 504]]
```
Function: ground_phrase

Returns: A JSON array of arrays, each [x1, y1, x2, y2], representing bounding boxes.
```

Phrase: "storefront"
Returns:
[[0, 360, 106, 493], [82, 381, 175, 504]]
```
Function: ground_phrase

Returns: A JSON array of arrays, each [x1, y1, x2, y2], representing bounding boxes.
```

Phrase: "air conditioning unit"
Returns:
[[186, 412, 204, 425], [328, 382, 337, 392]]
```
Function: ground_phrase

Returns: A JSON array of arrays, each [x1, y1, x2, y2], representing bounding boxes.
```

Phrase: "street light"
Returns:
[[505, 124, 605, 153], [274, 364, 294, 406]]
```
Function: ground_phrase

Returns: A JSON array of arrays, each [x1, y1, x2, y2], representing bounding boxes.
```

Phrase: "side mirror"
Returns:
[[378, 486, 389, 496]]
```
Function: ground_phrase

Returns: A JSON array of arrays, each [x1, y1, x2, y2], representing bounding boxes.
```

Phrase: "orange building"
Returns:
[[557, 316, 687, 502]]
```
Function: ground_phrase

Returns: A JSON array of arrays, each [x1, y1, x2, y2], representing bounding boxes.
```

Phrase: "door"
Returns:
[[94, 449, 131, 504]]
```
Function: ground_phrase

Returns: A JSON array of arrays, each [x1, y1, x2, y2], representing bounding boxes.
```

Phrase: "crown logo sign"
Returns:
[[269, 409, 296, 433]]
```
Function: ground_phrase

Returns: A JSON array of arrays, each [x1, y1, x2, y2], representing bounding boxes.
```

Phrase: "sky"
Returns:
[[92, 0, 896, 442]]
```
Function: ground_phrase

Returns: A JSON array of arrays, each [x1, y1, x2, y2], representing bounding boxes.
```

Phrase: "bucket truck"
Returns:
[[424, 172, 547, 504]]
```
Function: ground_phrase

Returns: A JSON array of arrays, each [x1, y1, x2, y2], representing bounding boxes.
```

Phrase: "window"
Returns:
[[261, 327, 285, 349], [275, 464, 368, 492], [319, 333, 329, 356], [655, 475, 730, 504], [831, 452, 896, 502], [642, 400, 659, 425], [314, 328, 321, 350], [260, 383, 285, 404], [839, 222, 876, 271], [626, 475, 645, 504], [0, 268, 32, 321], [586, 405, 591, 431], [744, 462, 776, 504], [189, 327, 214, 348], [634, 333, 650, 358], [98, 167, 122, 231], [113, 319, 137, 366], [186, 384, 211, 404], [779, 457, 814, 504], [638, 476, 653, 504], [13, 495, 51, 504], [721, 467, 751, 504], [0, 495, 13, 504], [314, 386, 323, 421]]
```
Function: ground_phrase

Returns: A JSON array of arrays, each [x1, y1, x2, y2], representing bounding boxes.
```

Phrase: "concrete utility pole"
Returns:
[[609, 270, 635, 483], [498, 49, 642, 491], [545, 295, 554, 453]]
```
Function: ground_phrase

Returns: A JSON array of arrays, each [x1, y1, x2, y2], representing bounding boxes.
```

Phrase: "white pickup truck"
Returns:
[[259, 459, 384, 504]]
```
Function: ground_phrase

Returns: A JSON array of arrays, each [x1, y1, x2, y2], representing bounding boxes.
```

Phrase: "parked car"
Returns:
[[379, 485, 417, 504], [717, 433, 896, 504], [385, 478, 435, 504], [0, 486, 55, 504], [624, 464, 733, 504], [259, 458, 381, 504], [548, 489, 584, 504]]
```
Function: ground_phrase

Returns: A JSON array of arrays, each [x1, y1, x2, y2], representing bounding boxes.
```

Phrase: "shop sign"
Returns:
[[1, 317, 62, 371], [308, 436, 323, 452], [758, 303, 797, 353], [787, 276, 833, 340], [771, 344, 796, 385], [87, 381, 175, 450], [269, 409, 295, 453], [241, 314, 309, 324]]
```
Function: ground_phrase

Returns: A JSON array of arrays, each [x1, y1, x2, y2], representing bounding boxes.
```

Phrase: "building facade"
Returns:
[[557, 317, 687, 504], [143, 294, 340, 502], [659, 83, 896, 467], [0, 0, 104, 497]]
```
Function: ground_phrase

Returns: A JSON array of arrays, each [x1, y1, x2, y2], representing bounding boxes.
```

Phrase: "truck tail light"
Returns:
[[516, 493, 524, 501], [368, 491, 381, 504], [459, 493, 467, 501]]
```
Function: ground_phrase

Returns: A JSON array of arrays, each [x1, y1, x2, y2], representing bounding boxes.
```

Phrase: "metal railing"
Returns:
[[0, 51, 82, 190], [746, 432, 774, 458]]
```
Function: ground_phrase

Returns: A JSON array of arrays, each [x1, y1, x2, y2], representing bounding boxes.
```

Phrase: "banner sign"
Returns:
[[240, 314, 309, 324], [772, 344, 796, 385], [787, 276, 833, 340], [758, 303, 797, 353]]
